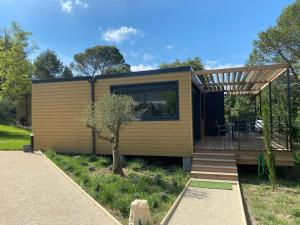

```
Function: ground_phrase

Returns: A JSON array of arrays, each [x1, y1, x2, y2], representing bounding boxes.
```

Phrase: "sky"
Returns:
[[0, 0, 295, 71]]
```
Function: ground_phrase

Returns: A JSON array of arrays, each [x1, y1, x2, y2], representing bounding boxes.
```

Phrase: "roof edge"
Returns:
[[32, 66, 192, 84]]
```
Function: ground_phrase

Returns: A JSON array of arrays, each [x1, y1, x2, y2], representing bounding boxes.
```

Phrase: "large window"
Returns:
[[111, 81, 179, 120]]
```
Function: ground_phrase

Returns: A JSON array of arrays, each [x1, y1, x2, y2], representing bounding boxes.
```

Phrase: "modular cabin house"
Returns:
[[32, 64, 294, 179]]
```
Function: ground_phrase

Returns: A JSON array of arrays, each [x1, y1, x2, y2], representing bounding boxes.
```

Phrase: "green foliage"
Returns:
[[0, 22, 33, 103], [84, 94, 137, 175], [84, 94, 136, 136], [72, 45, 127, 76], [160, 57, 204, 70], [45, 152, 189, 224], [33, 49, 63, 79], [60, 66, 73, 78], [246, 0, 300, 144], [262, 106, 276, 190], [247, 0, 300, 79], [0, 125, 30, 150], [104, 63, 130, 74], [224, 95, 256, 121], [0, 99, 16, 124], [240, 170, 300, 225]]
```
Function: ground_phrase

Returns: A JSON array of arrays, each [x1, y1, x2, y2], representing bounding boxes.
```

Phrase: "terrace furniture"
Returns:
[[215, 120, 227, 136], [255, 120, 263, 133]]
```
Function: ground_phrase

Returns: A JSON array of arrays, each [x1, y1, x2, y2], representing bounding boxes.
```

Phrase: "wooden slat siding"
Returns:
[[32, 81, 92, 153], [95, 71, 193, 157]]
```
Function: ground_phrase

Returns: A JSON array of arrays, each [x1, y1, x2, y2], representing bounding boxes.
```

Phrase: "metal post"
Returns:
[[254, 95, 257, 119], [269, 83, 273, 138], [286, 67, 292, 150], [259, 91, 262, 118], [30, 134, 34, 152]]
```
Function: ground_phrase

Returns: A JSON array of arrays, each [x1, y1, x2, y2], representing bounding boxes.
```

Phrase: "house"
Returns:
[[31, 64, 294, 177]]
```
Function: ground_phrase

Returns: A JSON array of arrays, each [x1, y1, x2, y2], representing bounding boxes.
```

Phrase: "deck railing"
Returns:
[[221, 116, 291, 151]]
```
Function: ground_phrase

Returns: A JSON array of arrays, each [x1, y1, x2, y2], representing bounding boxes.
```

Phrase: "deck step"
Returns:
[[193, 152, 236, 159], [192, 164, 237, 173], [191, 171, 238, 181], [193, 158, 236, 166]]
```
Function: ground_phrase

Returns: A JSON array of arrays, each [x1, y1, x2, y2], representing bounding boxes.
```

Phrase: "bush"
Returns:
[[0, 99, 16, 124]]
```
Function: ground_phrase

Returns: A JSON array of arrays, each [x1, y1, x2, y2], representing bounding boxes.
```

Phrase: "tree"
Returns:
[[84, 94, 136, 175], [33, 49, 63, 79], [60, 66, 73, 78], [72, 45, 127, 76], [104, 64, 130, 74], [247, 0, 300, 144], [247, 0, 300, 80], [160, 57, 204, 70], [0, 22, 33, 103]]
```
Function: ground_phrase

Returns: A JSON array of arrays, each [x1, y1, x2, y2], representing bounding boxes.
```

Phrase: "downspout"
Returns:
[[89, 78, 96, 155]]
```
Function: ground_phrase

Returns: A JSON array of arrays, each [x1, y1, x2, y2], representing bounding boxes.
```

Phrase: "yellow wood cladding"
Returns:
[[95, 71, 193, 156], [32, 81, 92, 153], [32, 71, 193, 157]]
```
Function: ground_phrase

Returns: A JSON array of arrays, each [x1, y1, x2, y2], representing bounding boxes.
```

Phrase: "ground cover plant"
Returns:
[[240, 157, 300, 225], [0, 125, 30, 150], [45, 150, 189, 224]]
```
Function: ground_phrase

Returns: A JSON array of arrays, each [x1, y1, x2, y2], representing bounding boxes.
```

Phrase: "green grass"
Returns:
[[0, 125, 31, 150], [240, 157, 300, 225], [190, 180, 232, 190], [45, 150, 190, 224]]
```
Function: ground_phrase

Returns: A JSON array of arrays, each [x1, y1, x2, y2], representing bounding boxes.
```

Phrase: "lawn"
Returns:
[[45, 150, 190, 224], [0, 125, 31, 150], [240, 155, 300, 225]]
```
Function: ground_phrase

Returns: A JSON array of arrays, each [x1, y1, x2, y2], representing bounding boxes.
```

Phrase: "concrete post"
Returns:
[[182, 157, 192, 171]]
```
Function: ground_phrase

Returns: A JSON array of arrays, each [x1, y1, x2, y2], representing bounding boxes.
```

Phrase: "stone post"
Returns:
[[129, 199, 153, 225]]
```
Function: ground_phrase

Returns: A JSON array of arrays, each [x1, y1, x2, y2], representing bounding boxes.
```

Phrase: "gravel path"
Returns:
[[0, 151, 120, 225], [166, 180, 247, 225]]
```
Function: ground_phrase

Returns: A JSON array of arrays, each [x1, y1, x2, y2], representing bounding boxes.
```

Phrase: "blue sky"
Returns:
[[0, 0, 294, 71]]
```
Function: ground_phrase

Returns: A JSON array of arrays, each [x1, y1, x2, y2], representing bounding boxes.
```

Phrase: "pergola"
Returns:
[[191, 63, 288, 95], [192, 63, 292, 149]]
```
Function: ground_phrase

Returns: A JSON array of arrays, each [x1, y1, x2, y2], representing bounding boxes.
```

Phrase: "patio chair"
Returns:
[[215, 120, 227, 136], [255, 120, 263, 133]]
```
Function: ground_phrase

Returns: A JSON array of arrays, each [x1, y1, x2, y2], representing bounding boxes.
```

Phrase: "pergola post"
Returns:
[[269, 82, 272, 134], [254, 95, 257, 119], [259, 91, 262, 117], [286, 67, 292, 150]]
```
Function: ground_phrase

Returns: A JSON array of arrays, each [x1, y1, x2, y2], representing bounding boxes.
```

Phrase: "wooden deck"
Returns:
[[194, 134, 294, 166], [194, 134, 287, 151]]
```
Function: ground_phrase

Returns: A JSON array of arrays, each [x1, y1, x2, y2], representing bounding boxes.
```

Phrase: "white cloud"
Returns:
[[128, 50, 140, 58], [165, 44, 174, 50], [60, 0, 73, 13], [102, 26, 142, 43], [143, 53, 154, 61], [60, 0, 88, 14], [204, 59, 243, 69], [131, 64, 157, 72], [75, 0, 88, 8]]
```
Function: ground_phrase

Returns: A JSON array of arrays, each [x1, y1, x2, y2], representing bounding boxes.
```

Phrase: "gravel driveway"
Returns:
[[0, 151, 120, 225]]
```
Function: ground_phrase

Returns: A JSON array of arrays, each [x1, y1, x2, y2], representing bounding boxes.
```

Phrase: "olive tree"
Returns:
[[84, 94, 136, 175]]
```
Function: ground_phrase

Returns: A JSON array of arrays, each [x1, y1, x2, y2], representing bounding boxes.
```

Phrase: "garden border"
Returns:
[[160, 179, 191, 225], [41, 151, 123, 225]]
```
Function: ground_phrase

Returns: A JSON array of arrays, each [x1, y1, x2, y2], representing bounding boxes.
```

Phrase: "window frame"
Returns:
[[110, 81, 179, 121]]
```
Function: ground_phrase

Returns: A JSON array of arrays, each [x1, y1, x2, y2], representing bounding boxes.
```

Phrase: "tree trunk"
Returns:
[[111, 131, 124, 176]]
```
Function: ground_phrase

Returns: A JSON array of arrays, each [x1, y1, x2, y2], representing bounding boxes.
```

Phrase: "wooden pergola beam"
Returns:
[[191, 63, 288, 76], [192, 64, 288, 95]]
